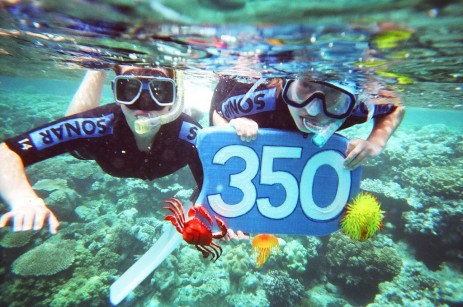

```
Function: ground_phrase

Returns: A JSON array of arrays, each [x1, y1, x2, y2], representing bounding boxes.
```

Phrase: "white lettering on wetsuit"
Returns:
[[220, 88, 277, 121], [29, 114, 114, 150], [179, 121, 200, 145]]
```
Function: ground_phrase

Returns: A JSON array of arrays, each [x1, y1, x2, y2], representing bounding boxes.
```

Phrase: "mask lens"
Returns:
[[322, 87, 352, 117], [115, 78, 141, 103], [149, 80, 174, 105]]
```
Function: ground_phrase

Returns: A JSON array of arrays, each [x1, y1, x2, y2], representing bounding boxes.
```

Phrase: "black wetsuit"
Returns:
[[4, 104, 203, 187], [210, 76, 397, 131]]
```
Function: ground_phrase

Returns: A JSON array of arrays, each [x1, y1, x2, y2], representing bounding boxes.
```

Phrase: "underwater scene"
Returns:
[[0, 1, 463, 306]]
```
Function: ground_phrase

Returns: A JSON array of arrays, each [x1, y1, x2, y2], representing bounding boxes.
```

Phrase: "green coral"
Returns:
[[221, 244, 252, 280], [12, 240, 76, 276], [0, 227, 35, 248], [325, 233, 402, 297], [262, 270, 306, 307], [282, 240, 308, 274]]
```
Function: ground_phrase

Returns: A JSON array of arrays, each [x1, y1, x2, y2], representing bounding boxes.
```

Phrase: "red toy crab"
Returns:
[[163, 198, 228, 262]]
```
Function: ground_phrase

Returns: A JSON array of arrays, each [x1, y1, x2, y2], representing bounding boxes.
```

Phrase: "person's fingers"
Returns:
[[344, 150, 359, 169], [47, 212, 60, 234], [344, 140, 365, 169], [346, 155, 362, 170], [0, 212, 14, 228], [13, 214, 24, 232], [236, 230, 250, 240], [22, 212, 34, 231], [227, 228, 238, 241], [33, 210, 46, 231]]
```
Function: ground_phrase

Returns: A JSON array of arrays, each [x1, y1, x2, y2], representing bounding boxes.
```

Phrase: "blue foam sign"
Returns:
[[196, 127, 362, 236]]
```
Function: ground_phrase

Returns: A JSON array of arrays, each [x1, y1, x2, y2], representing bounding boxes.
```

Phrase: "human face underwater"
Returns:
[[115, 66, 177, 135], [283, 79, 357, 146]]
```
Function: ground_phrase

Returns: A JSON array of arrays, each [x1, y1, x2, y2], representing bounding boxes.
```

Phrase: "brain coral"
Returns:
[[221, 245, 252, 280], [12, 240, 76, 276]]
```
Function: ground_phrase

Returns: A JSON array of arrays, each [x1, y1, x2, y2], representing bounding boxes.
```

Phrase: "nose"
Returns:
[[132, 90, 153, 110], [303, 97, 323, 116]]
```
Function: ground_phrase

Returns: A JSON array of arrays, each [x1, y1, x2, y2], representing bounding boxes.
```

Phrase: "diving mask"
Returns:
[[112, 75, 176, 111], [282, 79, 358, 147]]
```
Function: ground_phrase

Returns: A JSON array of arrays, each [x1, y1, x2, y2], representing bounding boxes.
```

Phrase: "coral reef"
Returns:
[[262, 270, 305, 307], [325, 233, 402, 301], [281, 239, 308, 274], [12, 240, 77, 276], [370, 261, 442, 306], [173, 261, 230, 305], [225, 290, 270, 306], [220, 244, 252, 280], [0, 227, 35, 248], [2, 106, 463, 306]]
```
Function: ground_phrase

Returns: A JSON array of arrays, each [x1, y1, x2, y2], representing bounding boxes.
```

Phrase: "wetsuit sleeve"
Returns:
[[174, 114, 204, 189], [189, 151, 204, 190], [339, 102, 398, 130], [3, 111, 115, 167], [209, 76, 234, 124]]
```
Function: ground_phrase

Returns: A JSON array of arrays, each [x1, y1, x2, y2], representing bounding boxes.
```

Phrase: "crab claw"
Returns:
[[212, 216, 228, 239], [188, 205, 213, 225]]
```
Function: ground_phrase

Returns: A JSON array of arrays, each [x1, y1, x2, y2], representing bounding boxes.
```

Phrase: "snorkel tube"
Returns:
[[310, 117, 346, 147], [309, 80, 361, 147], [134, 70, 185, 135]]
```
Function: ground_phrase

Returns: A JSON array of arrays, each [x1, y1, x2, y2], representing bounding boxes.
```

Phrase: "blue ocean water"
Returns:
[[1, 1, 463, 306]]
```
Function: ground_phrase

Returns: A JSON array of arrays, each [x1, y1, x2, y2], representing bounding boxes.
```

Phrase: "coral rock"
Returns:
[[12, 240, 76, 276]]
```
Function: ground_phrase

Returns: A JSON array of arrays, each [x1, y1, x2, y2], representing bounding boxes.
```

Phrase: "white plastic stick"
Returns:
[[109, 218, 184, 305]]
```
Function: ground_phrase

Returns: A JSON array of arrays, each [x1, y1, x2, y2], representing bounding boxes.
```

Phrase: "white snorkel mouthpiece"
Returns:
[[133, 70, 185, 135], [304, 118, 345, 147]]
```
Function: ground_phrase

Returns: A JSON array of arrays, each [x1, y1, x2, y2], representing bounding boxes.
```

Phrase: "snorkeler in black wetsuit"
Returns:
[[0, 65, 203, 234], [4, 104, 202, 183], [210, 75, 404, 169]]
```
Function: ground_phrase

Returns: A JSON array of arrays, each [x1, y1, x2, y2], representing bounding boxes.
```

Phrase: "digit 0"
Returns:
[[299, 150, 351, 221]]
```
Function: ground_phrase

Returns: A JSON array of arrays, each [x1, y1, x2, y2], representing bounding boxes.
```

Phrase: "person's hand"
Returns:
[[344, 138, 384, 170], [0, 198, 59, 234], [224, 228, 250, 242], [229, 118, 258, 142]]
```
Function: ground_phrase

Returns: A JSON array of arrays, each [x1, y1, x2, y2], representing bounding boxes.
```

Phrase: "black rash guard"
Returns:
[[4, 104, 203, 187], [210, 76, 397, 132]]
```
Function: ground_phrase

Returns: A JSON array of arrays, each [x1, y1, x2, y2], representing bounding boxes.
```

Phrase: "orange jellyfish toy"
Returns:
[[251, 234, 280, 268]]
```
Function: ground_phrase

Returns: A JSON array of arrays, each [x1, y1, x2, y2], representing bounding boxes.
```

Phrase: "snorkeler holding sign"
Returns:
[[209, 74, 404, 236], [210, 74, 405, 169], [195, 126, 363, 235]]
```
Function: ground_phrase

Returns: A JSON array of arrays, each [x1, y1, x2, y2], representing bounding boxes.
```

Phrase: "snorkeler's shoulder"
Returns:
[[65, 103, 121, 119], [169, 112, 203, 129]]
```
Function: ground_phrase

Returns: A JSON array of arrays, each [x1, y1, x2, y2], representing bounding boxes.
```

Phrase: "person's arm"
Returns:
[[66, 70, 106, 116], [212, 110, 258, 142], [0, 143, 59, 233], [344, 103, 405, 169]]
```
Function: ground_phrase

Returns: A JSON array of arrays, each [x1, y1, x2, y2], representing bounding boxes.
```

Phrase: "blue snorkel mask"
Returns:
[[282, 79, 361, 147]]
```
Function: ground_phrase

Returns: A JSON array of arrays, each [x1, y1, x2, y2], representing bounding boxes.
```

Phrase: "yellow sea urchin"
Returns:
[[340, 192, 384, 241]]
